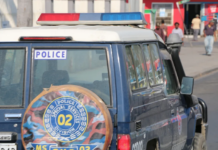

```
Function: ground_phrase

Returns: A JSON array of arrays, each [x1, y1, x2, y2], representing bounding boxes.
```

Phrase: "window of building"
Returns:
[[152, 3, 173, 26], [142, 43, 163, 86], [125, 45, 147, 90]]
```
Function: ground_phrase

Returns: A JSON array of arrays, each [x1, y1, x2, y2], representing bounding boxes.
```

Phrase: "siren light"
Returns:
[[37, 12, 147, 25]]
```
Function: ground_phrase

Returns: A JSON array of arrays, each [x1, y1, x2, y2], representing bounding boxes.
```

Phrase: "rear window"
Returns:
[[31, 49, 111, 106], [0, 49, 25, 107]]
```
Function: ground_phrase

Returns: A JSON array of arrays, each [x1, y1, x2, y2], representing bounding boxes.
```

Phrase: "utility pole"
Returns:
[[17, 0, 33, 27]]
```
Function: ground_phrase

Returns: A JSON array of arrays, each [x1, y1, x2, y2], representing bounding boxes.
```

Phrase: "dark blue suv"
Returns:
[[0, 12, 208, 150]]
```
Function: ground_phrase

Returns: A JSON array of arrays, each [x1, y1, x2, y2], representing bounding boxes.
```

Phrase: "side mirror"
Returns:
[[180, 77, 194, 95], [166, 33, 183, 46]]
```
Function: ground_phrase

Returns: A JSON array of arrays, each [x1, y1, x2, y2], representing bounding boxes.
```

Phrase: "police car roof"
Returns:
[[0, 25, 159, 42]]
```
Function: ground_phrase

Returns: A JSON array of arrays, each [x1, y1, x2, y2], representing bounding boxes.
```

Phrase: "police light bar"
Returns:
[[37, 12, 147, 25]]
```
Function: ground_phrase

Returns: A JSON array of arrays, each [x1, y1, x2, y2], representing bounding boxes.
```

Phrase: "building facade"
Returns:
[[144, 0, 218, 36], [0, 0, 145, 28], [0, 0, 218, 36]]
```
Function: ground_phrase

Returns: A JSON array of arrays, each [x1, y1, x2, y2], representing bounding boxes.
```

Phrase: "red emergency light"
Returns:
[[38, 13, 80, 21]]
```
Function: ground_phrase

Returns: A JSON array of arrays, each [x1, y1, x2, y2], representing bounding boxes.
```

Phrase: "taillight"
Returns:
[[117, 134, 131, 150]]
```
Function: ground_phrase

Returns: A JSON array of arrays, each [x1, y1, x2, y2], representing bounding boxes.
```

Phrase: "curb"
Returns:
[[193, 67, 218, 79]]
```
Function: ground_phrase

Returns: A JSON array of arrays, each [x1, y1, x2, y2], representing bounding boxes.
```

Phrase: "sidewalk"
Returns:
[[180, 40, 218, 78]]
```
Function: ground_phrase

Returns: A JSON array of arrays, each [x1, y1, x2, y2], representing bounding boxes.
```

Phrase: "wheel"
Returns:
[[146, 140, 159, 150], [193, 133, 207, 150], [155, 140, 160, 150], [22, 85, 113, 150]]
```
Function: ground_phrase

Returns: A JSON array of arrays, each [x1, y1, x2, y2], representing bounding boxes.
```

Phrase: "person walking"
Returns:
[[191, 14, 201, 41], [213, 15, 217, 41], [160, 20, 168, 42], [154, 23, 165, 42], [172, 22, 184, 42], [204, 20, 216, 56]]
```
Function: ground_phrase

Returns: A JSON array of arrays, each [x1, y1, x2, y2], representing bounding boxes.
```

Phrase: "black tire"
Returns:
[[193, 133, 207, 150], [155, 140, 160, 150], [146, 140, 159, 150]]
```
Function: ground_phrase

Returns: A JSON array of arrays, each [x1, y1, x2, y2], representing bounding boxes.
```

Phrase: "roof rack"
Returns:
[[37, 12, 147, 26]]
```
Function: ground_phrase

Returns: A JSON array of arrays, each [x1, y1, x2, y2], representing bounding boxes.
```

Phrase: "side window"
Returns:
[[125, 45, 147, 90], [0, 49, 25, 106], [142, 43, 163, 86], [125, 46, 137, 90], [162, 60, 178, 95]]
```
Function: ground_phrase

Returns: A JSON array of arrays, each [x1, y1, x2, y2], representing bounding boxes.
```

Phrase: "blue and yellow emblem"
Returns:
[[43, 96, 88, 142]]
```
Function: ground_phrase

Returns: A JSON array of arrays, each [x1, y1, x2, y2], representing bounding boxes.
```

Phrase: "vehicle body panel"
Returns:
[[0, 41, 206, 150]]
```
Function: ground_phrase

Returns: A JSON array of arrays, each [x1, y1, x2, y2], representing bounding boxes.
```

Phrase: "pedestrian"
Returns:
[[154, 23, 165, 42], [191, 14, 201, 41], [172, 22, 184, 43], [160, 20, 168, 42], [204, 20, 216, 56], [213, 15, 217, 41]]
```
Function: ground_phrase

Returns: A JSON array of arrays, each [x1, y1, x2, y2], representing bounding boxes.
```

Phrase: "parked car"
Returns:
[[0, 12, 207, 150]]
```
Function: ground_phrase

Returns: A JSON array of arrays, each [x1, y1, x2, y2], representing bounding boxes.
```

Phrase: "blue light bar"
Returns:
[[37, 12, 147, 25], [101, 12, 143, 21]]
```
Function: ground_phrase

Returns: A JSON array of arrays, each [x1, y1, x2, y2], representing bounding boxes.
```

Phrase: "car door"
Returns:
[[125, 43, 173, 150], [0, 43, 31, 150], [30, 43, 117, 150], [142, 43, 173, 150], [161, 51, 188, 150], [124, 44, 149, 150]]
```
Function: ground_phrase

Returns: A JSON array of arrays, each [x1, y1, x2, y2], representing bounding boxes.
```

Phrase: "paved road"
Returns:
[[184, 41, 218, 47], [194, 71, 218, 150], [183, 37, 218, 47], [180, 46, 218, 78]]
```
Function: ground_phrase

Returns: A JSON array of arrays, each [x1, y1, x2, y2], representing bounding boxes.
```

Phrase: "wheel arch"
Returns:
[[146, 138, 160, 150]]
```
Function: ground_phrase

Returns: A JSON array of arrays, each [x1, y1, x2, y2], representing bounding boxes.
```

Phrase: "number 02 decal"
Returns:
[[58, 114, 73, 126]]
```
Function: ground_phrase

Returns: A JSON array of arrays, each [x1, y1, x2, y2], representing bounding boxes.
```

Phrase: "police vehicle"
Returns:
[[0, 12, 208, 150]]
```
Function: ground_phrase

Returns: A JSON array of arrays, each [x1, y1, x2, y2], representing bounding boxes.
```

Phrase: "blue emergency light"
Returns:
[[37, 12, 147, 25]]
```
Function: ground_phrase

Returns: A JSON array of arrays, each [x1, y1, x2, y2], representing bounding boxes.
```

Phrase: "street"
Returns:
[[194, 71, 218, 150]]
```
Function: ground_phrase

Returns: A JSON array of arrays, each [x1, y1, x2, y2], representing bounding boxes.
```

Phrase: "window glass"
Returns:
[[125, 46, 137, 90], [0, 49, 25, 106], [152, 3, 173, 27], [125, 45, 147, 90], [142, 44, 163, 86], [31, 49, 111, 106], [163, 60, 178, 95], [143, 45, 155, 86]]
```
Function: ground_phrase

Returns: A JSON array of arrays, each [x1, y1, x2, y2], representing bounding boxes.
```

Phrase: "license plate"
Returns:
[[0, 143, 17, 150]]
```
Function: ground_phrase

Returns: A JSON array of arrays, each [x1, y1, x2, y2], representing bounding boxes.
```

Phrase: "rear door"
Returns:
[[0, 43, 31, 150], [30, 43, 117, 149]]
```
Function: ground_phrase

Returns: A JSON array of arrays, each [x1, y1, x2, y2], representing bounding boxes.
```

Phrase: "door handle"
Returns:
[[5, 114, 22, 120], [171, 109, 175, 116], [179, 107, 185, 113]]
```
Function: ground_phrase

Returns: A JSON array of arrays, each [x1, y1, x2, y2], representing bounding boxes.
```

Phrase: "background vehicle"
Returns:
[[0, 12, 208, 150]]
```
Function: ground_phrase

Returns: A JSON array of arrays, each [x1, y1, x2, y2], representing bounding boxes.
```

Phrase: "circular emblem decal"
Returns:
[[43, 96, 88, 142], [21, 85, 113, 150]]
